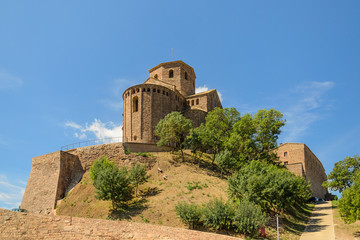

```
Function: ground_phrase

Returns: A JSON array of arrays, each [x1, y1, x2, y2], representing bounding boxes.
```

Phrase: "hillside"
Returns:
[[56, 150, 312, 239]]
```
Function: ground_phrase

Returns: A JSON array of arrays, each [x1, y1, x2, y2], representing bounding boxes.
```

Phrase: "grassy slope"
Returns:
[[56, 151, 313, 239], [332, 200, 360, 240]]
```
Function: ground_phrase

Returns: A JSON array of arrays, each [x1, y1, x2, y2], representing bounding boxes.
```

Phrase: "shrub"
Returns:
[[129, 163, 150, 196], [202, 198, 235, 230], [233, 199, 269, 236], [175, 202, 202, 229]]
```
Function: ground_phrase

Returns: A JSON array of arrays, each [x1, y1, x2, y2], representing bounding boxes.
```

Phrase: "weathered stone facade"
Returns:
[[0, 208, 240, 240], [122, 60, 222, 143], [274, 143, 328, 199]]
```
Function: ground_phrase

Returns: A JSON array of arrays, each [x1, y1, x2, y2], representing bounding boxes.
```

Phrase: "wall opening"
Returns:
[[185, 72, 188, 80], [284, 152, 288, 157], [169, 70, 174, 78], [154, 74, 158, 79], [196, 99, 199, 105], [191, 100, 194, 106], [133, 96, 139, 112]]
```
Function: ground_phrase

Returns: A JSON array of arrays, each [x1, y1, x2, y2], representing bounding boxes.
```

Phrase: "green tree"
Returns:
[[175, 201, 203, 229], [338, 174, 360, 223], [203, 107, 240, 163], [202, 198, 235, 230], [228, 161, 311, 213], [227, 109, 285, 167], [129, 163, 150, 197], [233, 198, 269, 236], [90, 157, 133, 209], [155, 111, 193, 162], [215, 149, 236, 177], [323, 155, 360, 193]]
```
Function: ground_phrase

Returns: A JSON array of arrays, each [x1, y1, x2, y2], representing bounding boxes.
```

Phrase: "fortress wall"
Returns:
[[21, 151, 79, 213], [304, 145, 327, 199], [123, 142, 173, 152], [0, 208, 238, 240], [66, 142, 125, 171], [275, 143, 328, 199], [285, 163, 305, 177]]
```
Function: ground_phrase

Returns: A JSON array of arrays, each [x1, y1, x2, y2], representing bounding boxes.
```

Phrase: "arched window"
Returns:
[[169, 70, 174, 78], [133, 96, 138, 112], [191, 100, 194, 106], [196, 99, 199, 105], [154, 74, 158, 79], [185, 72, 188, 80]]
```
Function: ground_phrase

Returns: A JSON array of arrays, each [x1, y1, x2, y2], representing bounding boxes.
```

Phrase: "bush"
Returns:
[[90, 157, 133, 209], [202, 198, 235, 230], [334, 195, 338, 201], [175, 202, 202, 229], [233, 199, 269, 236]]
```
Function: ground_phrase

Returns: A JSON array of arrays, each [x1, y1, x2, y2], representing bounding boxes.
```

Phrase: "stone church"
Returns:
[[122, 60, 222, 144]]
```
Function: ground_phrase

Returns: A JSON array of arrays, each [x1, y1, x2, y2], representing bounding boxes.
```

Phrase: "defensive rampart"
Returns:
[[0, 208, 240, 240], [21, 142, 165, 214]]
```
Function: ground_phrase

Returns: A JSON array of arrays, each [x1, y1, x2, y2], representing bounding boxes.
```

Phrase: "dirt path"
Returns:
[[300, 201, 335, 240]]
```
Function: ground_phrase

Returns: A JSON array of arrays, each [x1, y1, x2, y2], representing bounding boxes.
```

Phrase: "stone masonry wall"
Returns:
[[276, 143, 327, 198], [0, 208, 240, 240], [21, 151, 67, 213]]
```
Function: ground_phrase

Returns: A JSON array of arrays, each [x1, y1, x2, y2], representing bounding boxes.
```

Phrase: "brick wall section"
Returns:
[[0, 209, 240, 240], [275, 143, 328, 198]]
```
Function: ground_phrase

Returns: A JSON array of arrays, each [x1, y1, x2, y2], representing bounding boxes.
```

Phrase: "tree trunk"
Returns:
[[180, 149, 185, 162]]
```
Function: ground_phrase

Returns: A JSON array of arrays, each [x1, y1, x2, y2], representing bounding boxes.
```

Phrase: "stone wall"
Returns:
[[21, 143, 160, 214], [0, 208, 240, 240], [276, 143, 328, 198], [21, 151, 83, 214]]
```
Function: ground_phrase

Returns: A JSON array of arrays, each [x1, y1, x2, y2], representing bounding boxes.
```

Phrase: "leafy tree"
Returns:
[[228, 161, 311, 213], [323, 155, 360, 193], [155, 111, 193, 162], [203, 107, 240, 163], [129, 163, 150, 197], [338, 174, 360, 223], [175, 201, 203, 229], [202, 198, 235, 230], [90, 157, 133, 209], [226, 109, 285, 167], [215, 149, 237, 177], [233, 198, 269, 236], [186, 125, 206, 164]]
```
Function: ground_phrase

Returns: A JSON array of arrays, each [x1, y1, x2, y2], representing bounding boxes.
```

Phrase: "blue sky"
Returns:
[[1, 1, 359, 209]]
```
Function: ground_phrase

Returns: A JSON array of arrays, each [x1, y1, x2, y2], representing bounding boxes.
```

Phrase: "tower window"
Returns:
[[153, 88, 156, 92], [137, 88, 139, 93], [154, 74, 158, 79], [132, 89, 135, 94], [157, 89, 160, 93], [133, 96, 139, 112], [147, 88, 150, 92], [185, 72, 188, 80], [196, 99, 199, 105], [169, 70, 174, 78], [134, 135, 137, 141], [284, 152, 288, 157], [191, 100, 194, 106]]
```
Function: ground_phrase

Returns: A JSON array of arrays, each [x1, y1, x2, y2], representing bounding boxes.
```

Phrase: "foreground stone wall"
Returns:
[[0, 208, 239, 240]]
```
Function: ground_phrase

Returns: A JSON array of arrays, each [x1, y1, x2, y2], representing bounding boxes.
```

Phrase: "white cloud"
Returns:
[[195, 85, 223, 102], [0, 69, 23, 90], [65, 119, 122, 141], [0, 174, 25, 209], [281, 81, 334, 143]]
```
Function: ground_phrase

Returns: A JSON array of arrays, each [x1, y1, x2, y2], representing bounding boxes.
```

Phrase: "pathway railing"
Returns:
[[61, 137, 122, 151]]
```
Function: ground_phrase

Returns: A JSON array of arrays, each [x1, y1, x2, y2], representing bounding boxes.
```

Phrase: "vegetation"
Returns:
[[129, 162, 150, 197], [233, 198, 268, 236], [202, 198, 235, 230], [155, 111, 193, 162], [323, 155, 360, 193], [325, 155, 360, 223], [228, 161, 312, 213], [175, 202, 202, 229], [90, 157, 133, 209]]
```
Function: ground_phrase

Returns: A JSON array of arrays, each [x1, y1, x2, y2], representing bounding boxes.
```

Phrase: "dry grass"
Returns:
[[56, 150, 314, 239], [332, 200, 360, 240]]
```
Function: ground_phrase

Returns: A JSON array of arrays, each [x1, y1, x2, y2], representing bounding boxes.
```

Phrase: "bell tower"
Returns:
[[148, 60, 196, 96]]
